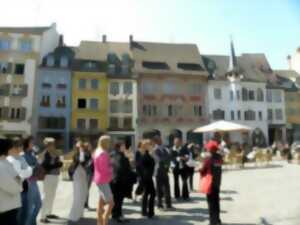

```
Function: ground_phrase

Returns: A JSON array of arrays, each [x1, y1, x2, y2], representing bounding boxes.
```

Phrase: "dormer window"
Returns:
[[60, 56, 68, 68], [47, 56, 55, 67], [142, 61, 169, 70], [83, 61, 97, 70], [177, 63, 203, 71]]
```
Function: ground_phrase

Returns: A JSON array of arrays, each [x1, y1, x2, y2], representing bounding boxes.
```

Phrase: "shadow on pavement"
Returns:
[[220, 190, 238, 195]]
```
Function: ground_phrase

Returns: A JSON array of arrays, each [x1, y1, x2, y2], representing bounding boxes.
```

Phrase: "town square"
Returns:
[[0, 1, 300, 225]]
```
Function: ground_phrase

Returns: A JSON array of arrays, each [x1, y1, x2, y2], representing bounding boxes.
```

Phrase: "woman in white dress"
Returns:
[[69, 141, 92, 223]]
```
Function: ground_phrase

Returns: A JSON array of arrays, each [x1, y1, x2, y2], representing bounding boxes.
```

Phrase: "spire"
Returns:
[[228, 36, 238, 72]]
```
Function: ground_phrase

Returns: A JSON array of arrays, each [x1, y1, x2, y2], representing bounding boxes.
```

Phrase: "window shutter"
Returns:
[[20, 108, 27, 120], [2, 107, 9, 119], [21, 85, 28, 96]]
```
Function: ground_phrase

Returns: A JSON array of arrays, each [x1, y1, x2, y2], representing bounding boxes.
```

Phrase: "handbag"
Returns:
[[34, 165, 46, 181], [199, 172, 213, 194]]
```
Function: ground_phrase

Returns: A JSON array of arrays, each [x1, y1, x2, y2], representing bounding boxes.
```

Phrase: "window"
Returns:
[[11, 85, 21, 96], [60, 56, 68, 68], [0, 39, 11, 50], [78, 79, 86, 89], [242, 88, 248, 101], [124, 117, 133, 129], [89, 119, 98, 130], [40, 95, 50, 107], [47, 56, 55, 67], [237, 110, 241, 120], [10, 108, 15, 119], [275, 109, 283, 120], [268, 109, 273, 121], [83, 61, 97, 70], [77, 119, 86, 129], [91, 79, 99, 90], [110, 82, 119, 95], [19, 40, 32, 52], [258, 111, 263, 121], [0, 108, 2, 119], [267, 90, 272, 102], [77, 99, 86, 109], [110, 100, 119, 113], [230, 90, 234, 101], [194, 105, 202, 116], [42, 82, 52, 89], [212, 109, 225, 120], [39, 117, 65, 129], [236, 90, 240, 100], [189, 83, 202, 95], [152, 105, 157, 116], [143, 105, 147, 116], [244, 110, 255, 121], [231, 110, 235, 120], [109, 117, 119, 129], [142, 81, 156, 94], [90, 98, 98, 110], [168, 105, 173, 116], [0, 62, 10, 74], [163, 82, 176, 94], [16, 108, 21, 119], [124, 82, 133, 95], [274, 90, 282, 103], [56, 96, 66, 108], [214, 88, 222, 99], [57, 83, 67, 89], [257, 88, 264, 101], [124, 100, 132, 113], [248, 90, 255, 101], [14, 64, 25, 75]]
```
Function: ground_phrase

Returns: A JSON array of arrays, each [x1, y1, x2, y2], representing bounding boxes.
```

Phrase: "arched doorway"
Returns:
[[168, 129, 183, 146], [186, 130, 203, 145], [252, 128, 267, 147]]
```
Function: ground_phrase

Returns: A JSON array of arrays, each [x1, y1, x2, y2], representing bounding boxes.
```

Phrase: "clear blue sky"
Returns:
[[0, 0, 299, 69]]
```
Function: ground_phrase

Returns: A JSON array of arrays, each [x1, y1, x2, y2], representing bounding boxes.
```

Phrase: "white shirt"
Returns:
[[7, 155, 32, 180], [0, 159, 22, 212]]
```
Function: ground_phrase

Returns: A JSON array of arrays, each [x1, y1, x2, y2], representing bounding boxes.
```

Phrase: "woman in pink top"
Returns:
[[93, 135, 114, 225]]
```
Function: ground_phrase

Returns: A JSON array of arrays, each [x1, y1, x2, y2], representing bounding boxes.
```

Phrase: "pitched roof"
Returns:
[[131, 41, 207, 75], [75, 41, 131, 61], [274, 69, 300, 89], [0, 26, 51, 35], [203, 53, 274, 83]]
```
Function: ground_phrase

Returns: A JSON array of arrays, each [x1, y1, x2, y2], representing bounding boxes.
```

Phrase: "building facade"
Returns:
[[288, 47, 300, 74], [34, 37, 75, 150], [71, 41, 108, 146], [104, 41, 138, 148], [132, 41, 208, 145], [0, 24, 59, 137]]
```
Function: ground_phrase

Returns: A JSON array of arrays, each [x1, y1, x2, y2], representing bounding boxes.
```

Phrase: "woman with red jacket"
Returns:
[[200, 140, 223, 225]]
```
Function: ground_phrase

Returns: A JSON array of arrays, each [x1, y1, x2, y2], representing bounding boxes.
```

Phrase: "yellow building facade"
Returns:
[[71, 71, 108, 141]]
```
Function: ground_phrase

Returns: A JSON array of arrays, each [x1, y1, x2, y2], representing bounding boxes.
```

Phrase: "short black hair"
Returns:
[[23, 136, 34, 151], [0, 138, 13, 156]]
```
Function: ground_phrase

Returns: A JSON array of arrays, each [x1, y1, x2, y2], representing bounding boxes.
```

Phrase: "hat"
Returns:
[[205, 140, 219, 152]]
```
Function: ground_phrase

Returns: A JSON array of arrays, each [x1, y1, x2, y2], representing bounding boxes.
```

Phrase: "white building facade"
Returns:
[[0, 24, 59, 136]]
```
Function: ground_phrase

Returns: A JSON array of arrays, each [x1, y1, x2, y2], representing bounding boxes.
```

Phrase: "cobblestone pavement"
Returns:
[[37, 161, 300, 225]]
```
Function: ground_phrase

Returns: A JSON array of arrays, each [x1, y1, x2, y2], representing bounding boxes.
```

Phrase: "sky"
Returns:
[[0, 0, 299, 69]]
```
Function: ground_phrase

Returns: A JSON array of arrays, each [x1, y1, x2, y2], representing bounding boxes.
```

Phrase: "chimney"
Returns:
[[102, 34, 107, 43], [287, 55, 292, 70], [58, 35, 64, 47]]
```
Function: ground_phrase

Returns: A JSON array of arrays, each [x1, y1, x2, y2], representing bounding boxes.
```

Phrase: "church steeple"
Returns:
[[228, 36, 238, 72]]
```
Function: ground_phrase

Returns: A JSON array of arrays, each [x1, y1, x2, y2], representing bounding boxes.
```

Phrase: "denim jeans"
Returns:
[[18, 191, 28, 225], [26, 181, 42, 225]]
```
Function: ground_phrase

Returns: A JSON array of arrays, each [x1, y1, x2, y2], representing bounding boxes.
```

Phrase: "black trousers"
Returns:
[[207, 188, 221, 225], [187, 167, 195, 191], [173, 169, 189, 199], [111, 182, 125, 219], [0, 209, 19, 225], [156, 175, 172, 208], [141, 179, 156, 217], [135, 179, 144, 196]]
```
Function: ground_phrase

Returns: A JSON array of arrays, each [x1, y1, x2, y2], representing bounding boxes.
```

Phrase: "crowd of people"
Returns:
[[0, 134, 224, 225]]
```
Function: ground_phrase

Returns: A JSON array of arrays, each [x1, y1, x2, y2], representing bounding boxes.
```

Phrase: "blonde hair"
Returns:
[[97, 135, 111, 149], [43, 137, 55, 146]]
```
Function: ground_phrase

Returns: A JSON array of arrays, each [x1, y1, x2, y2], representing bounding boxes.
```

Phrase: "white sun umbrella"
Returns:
[[194, 120, 252, 133]]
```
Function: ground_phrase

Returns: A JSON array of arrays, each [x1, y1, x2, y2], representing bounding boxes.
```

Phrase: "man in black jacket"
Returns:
[[171, 138, 190, 200], [110, 143, 132, 223], [153, 135, 173, 209]]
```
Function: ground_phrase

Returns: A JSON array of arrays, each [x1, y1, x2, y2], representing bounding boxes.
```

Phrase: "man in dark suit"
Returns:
[[152, 135, 173, 210]]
